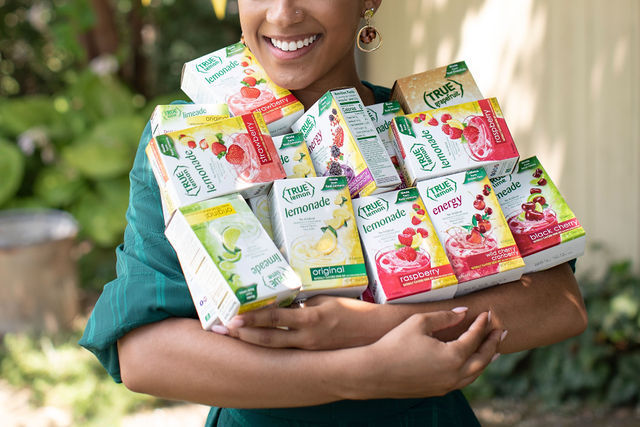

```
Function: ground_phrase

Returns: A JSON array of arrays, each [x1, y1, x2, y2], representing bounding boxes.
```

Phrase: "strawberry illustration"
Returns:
[[225, 144, 246, 165], [187, 140, 197, 149], [427, 117, 438, 126], [398, 233, 414, 247], [442, 124, 452, 135], [211, 142, 227, 157], [242, 76, 257, 87], [240, 86, 261, 99], [199, 138, 209, 150], [449, 127, 463, 139], [416, 228, 429, 238], [463, 125, 480, 143], [396, 246, 417, 262]]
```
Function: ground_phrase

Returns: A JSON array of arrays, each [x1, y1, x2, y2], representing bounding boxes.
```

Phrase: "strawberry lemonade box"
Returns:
[[391, 98, 520, 186], [181, 42, 304, 136], [353, 187, 458, 303], [391, 61, 484, 113], [416, 168, 525, 296], [150, 104, 230, 137], [165, 194, 301, 328], [145, 112, 285, 222], [291, 88, 401, 197], [269, 176, 368, 300], [491, 156, 586, 273]]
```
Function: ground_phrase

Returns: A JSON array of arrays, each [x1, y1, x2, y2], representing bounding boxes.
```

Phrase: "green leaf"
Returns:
[[0, 138, 25, 206], [33, 166, 87, 207]]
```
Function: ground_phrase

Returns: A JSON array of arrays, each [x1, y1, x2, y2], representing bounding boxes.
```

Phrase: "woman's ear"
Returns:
[[364, 0, 383, 13]]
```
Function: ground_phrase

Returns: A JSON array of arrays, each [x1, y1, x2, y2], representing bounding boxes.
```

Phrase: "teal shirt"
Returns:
[[80, 83, 483, 426]]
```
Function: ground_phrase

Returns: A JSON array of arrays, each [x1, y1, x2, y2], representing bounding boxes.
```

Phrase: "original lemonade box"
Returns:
[[490, 156, 586, 273], [273, 132, 316, 178], [391, 61, 484, 113], [353, 188, 458, 303], [150, 103, 230, 137], [165, 194, 301, 328], [292, 88, 401, 197], [416, 168, 525, 296], [391, 98, 520, 186], [181, 42, 304, 136], [146, 112, 286, 222], [269, 176, 368, 300]]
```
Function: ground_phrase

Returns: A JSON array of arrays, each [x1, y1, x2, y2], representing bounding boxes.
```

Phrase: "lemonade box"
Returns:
[[269, 176, 368, 300], [490, 156, 586, 273], [391, 98, 520, 187], [150, 104, 230, 137], [146, 112, 286, 222], [365, 101, 408, 189], [353, 188, 458, 303], [273, 132, 316, 178], [247, 194, 274, 239], [181, 42, 304, 136], [291, 88, 401, 197], [416, 168, 525, 296], [165, 194, 301, 328], [391, 61, 484, 114]]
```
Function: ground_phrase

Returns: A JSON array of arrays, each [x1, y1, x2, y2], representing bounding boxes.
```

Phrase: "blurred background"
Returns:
[[0, 0, 638, 426]]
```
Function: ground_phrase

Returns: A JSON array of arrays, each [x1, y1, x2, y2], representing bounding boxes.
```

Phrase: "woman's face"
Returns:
[[238, 0, 375, 91]]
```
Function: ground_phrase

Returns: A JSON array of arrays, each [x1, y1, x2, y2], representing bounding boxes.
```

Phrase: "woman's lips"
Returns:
[[263, 34, 321, 59]]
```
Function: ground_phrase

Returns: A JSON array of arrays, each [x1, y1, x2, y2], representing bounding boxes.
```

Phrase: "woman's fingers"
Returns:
[[227, 305, 311, 332], [231, 326, 302, 348], [446, 311, 492, 359], [409, 308, 470, 336], [456, 328, 502, 379]]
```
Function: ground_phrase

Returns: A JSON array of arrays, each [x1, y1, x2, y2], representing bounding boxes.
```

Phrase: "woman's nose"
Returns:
[[265, 0, 305, 26]]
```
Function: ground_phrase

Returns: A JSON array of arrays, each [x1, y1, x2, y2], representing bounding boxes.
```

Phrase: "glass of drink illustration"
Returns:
[[375, 248, 432, 290], [444, 228, 499, 282], [507, 208, 560, 256]]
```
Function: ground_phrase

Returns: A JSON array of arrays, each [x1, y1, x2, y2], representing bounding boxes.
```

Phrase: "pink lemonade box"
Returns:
[[181, 42, 304, 136], [353, 187, 458, 303], [391, 98, 520, 187], [146, 113, 285, 222], [490, 156, 586, 273], [416, 168, 525, 296]]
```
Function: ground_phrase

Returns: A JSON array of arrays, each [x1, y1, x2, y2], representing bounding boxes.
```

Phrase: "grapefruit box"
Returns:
[[181, 42, 304, 136], [391, 61, 484, 113], [353, 187, 458, 303], [145, 112, 285, 223], [150, 104, 230, 137], [490, 156, 586, 273], [416, 168, 525, 296], [273, 132, 316, 178], [269, 176, 368, 300], [391, 98, 520, 186], [165, 194, 301, 329], [291, 87, 401, 197]]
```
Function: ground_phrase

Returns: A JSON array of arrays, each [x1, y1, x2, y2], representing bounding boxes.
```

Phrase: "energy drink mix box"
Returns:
[[416, 168, 525, 296], [490, 156, 586, 273], [269, 176, 368, 300], [181, 42, 304, 136], [247, 194, 274, 239], [291, 88, 401, 197], [391, 98, 520, 186], [146, 113, 286, 222], [273, 132, 316, 178], [150, 104, 230, 137], [365, 101, 408, 189], [165, 194, 301, 328], [391, 61, 484, 113], [353, 188, 458, 303]]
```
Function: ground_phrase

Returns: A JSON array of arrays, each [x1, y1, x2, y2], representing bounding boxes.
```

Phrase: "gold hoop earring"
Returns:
[[357, 8, 382, 53]]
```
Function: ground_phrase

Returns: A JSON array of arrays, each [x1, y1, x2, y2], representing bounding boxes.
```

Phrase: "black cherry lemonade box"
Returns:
[[353, 187, 458, 303], [181, 42, 304, 136], [490, 156, 586, 273], [391, 98, 520, 186], [416, 168, 525, 296]]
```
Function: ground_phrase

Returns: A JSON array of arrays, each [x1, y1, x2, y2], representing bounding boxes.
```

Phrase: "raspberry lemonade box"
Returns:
[[490, 156, 586, 273], [181, 42, 304, 136], [273, 132, 316, 178], [165, 194, 301, 328], [392, 61, 484, 113], [366, 101, 408, 189], [353, 188, 458, 303], [391, 98, 520, 186], [150, 104, 230, 137], [146, 112, 285, 222], [269, 176, 368, 300], [416, 168, 525, 296], [291, 88, 401, 197]]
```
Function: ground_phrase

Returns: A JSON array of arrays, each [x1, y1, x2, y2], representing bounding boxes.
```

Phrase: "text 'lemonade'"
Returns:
[[353, 187, 458, 303], [391, 98, 520, 187], [417, 168, 525, 296], [292, 88, 401, 198], [145, 113, 285, 222], [269, 176, 368, 300], [366, 101, 408, 190], [149, 103, 230, 138], [181, 42, 304, 136], [165, 194, 301, 328], [491, 156, 586, 273]]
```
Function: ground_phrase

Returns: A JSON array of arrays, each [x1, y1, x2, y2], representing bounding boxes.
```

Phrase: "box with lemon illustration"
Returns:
[[150, 103, 230, 137], [269, 176, 368, 300], [165, 193, 301, 329]]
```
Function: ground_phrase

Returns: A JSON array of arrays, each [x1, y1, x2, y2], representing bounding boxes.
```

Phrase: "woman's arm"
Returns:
[[118, 310, 502, 408]]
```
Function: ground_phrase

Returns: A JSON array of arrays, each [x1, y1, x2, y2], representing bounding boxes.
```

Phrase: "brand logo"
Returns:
[[174, 165, 200, 196], [357, 198, 388, 220], [426, 179, 457, 201], [299, 116, 316, 139], [283, 182, 315, 203], [196, 55, 223, 73], [162, 107, 180, 120], [410, 143, 436, 172], [423, 79, 464, 109]]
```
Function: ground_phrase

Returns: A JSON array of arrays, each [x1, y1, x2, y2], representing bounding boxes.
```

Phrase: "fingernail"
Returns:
[[491, 353, 501, 362], [211, 325, 229, 335], [487, 310, 492, 324], [226, 317, 244, 329], [451, 306, 469, 313], [500, 330, 508, 342]]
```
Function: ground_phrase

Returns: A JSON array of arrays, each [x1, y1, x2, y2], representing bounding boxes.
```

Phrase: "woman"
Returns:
[[80, 1, 587, 425]]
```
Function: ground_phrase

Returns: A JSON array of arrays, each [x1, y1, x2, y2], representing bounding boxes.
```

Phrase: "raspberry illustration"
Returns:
[[413, 117, 421, 124], [225, 144, 246, 165], [411, 215, 421, 225], [419, 113, 426, 121], [442, 124, 452, 135], [412, 203, 421, 211], [463, 125, 480, 143], [416, 228, 429, 238], [403, 227, 416, 236], [396, 246, 417, 262], [449, 127, 463, 139], [397, 233, 414, 247]]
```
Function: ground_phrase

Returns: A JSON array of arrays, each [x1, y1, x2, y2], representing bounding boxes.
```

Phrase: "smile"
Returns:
[[269, 35, 319, 52]]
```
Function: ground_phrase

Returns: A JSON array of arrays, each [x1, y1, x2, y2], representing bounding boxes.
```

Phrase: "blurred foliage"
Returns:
[[466, 261, 640, 408], [0, 0, 241, 291]]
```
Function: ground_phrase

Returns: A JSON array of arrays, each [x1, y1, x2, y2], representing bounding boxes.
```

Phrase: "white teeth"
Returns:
[[296, 40, 303, 48], [270, 35, 318, 52], [287, 41, 296, 50]]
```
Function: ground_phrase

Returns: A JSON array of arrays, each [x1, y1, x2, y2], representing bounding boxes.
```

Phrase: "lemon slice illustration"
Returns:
[[292, 163, 311, 177], [333, 207, 351, 222], [315, 227, 338, 255], [447, 119, 464, 129], [222, 226, 241, 253], [325, 217, 344, 229]]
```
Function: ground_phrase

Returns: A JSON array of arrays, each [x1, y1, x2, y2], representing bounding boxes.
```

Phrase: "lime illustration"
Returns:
[[222, 226, 242, 253]]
